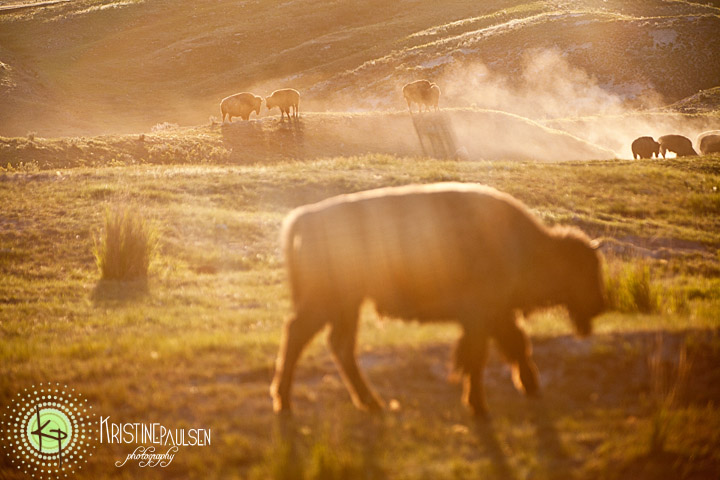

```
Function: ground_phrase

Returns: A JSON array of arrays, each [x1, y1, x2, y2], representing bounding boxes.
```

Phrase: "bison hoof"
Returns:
[[470, 404, 490, 419], [272, 399, 291, 414], [354, 395, 385, 413], [512, 363, 540, 396], [271, 390, 292, 414], [463, 393, 489, 418]]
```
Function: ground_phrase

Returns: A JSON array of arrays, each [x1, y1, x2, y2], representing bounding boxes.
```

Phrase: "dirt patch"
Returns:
[[601, 235, 714, 260]]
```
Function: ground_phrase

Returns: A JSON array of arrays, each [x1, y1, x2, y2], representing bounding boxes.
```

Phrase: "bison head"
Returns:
[[555, 234, 606, 337], [253, 96, 263, 115], [265, 96, 275, 110], [652, 141, 661, 157]]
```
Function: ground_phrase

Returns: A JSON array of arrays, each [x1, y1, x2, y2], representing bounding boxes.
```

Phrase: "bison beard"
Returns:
[[271, 183, 605, 417]]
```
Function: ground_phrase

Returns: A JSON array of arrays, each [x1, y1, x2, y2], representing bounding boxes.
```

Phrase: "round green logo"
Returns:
[[26, 407, 73, 453]]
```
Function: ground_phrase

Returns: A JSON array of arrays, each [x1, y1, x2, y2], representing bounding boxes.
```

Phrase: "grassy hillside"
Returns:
[[1, 155, 719, 479], [1, 0, 719, 136]]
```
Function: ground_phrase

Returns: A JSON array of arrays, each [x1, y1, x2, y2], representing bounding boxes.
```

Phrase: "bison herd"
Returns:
[[220, 80, 442, 123], [632, 131, 720, 158], [222, 82, 720, 159], [220, 88, 300, 122]]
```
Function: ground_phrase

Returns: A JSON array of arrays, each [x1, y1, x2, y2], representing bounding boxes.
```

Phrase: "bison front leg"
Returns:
[[328, 314, 384, 412], [271, 310, 326, 414], [455, 326, 490, 417], [493, 316, 539, 396], [405, 99, 412, 114]]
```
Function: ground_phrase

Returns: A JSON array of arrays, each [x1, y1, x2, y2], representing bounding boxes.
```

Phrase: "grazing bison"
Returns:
[[402, 79, 441, 113], [265, 88, 300, 120], [270, 183, 606, 417], [697, 131, 720, 155], [220, 92, 262, 122], [631, 136, 660, 159], [658, 134, 697, 158]]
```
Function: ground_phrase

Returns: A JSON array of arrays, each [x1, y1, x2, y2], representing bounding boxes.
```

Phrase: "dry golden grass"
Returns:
[[1, 155, 719, 479]]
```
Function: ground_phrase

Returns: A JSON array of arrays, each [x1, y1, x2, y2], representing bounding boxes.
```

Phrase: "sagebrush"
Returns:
[[94, 206, 157, 280]]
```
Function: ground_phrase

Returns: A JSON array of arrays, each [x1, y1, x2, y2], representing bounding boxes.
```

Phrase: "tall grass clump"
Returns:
[[605, 259, 660, 314], [94, 205, 158, 280]]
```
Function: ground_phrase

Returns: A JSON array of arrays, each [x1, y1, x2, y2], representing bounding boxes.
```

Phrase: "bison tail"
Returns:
[[281, 215, 302, 306]]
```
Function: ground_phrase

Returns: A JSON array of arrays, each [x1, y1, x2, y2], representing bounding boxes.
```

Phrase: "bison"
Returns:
[[270, 183, 606, 417], [265, 88, 300, 121], [658, 134, 697, 158], [631, 136, 660, 159], [697, 131, 720, 155], [402, 80, 441, 113], [220, 92, 262, 122]]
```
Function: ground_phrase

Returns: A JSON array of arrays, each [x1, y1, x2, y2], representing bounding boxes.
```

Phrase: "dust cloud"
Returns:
[[434, 49, 720, 158]]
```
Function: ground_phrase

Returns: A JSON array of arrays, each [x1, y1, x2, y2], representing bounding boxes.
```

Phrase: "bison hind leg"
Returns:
[[493, 316, 540, 397], [271, 308, 328, 414], [454, 326, 490, 417], [511, 360, 540, 396]]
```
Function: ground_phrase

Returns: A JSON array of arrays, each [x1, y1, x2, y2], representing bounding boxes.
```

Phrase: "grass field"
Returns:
[[1, 154, 719, 479], [2, 0, 720, 478]]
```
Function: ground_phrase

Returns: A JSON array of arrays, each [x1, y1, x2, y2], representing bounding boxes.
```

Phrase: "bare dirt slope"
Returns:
[[0, 0, 719, 137]]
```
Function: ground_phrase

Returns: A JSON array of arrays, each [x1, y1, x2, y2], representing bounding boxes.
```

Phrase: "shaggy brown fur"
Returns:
[[402, 80, 440, 113], [220, 92, 262, 122], [697, 131, 720, 155], [658, 134, 697, 158], [265, 88, 300, 121], [631, 136, 660, 159], [270, 183, 606, 417]]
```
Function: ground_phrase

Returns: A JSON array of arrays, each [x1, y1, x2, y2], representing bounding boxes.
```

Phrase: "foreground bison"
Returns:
[[697, 131, 720, 155], [220, 92, 262, 122], [271, 183, 606, 417], [402, 80, 441, 113], [631, 136, 660, 159], [266, 88, 300, 120], [658, 134, 697, 157]]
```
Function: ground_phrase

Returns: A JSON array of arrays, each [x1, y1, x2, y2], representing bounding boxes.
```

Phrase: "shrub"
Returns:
[[604, 260, 659, 314], [94, 206, 157, 280], [151, 122, 180, 132]]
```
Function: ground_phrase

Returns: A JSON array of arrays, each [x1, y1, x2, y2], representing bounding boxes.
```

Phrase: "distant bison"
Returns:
[[402, 79, 440, 113], [220, 92, 262, 122], [270, 183, 606, 417], [658, 134, 697, 158], [631, 136, 660, 159], [697, 131, 720, 155], [266, 88, 300, 120]]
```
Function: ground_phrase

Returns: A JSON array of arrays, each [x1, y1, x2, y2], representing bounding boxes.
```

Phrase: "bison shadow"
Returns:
[[220, 118, 306, 163], [264, 328, 719, 477], [410, 111, 460, 159]]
